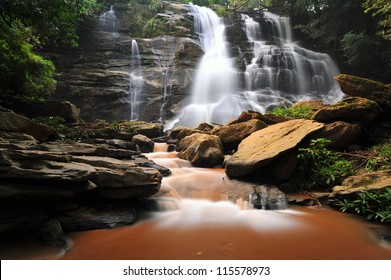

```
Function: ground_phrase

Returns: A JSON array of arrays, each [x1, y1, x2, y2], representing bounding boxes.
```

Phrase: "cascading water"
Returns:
[[130, 39, 143, 120], [240, 12, 343, 113], [99, 5, 119, 33], [171, 4, 242, 127]]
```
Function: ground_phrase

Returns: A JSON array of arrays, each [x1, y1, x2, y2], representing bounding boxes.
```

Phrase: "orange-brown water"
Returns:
[[1, 149, 390, 260]]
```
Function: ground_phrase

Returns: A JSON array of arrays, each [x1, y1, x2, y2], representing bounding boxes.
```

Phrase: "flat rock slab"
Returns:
[[225, 119, 324, 177]]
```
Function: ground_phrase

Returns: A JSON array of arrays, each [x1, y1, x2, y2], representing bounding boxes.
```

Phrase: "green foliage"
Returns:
[[338, 188, 391, 223], [366, 142, 391, 171], [0, 20, 56, 97], [296, 138, 355, 190], [363, 0, 391, 40], [271, 105, 314, 119]]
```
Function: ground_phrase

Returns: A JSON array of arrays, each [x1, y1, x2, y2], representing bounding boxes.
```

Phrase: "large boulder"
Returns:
[[178, 133, 224, 167], [312, 97, 379, 125], [225, 119, 324, 177], [212, 119, 267, 152], [335, 74, 391, 112], [0, 107, 57, 141]]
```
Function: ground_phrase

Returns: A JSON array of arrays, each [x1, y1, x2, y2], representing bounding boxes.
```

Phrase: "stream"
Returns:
[[1, 143, 390, 260]]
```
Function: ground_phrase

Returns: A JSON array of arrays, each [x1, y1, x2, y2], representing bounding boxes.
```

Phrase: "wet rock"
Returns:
[[225, 119, 324, 177], [178, 133, 224, 167], [212, 119, 267, 152], [310, 121, 361, 150], [58, 204, 136, 231], [312, 97, 379, 125], [0, 108, 57, 141], [40, 219, 68, 249], [132, 134, 154, 153], [249, 185, 288, 210], [335, 74, 391, 112]]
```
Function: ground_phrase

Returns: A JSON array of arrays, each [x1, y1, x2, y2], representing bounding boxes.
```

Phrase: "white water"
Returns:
[[99, 5, 119, 33], [130, 39, 143, 120], [166, 6, 343, 129], [171, 4, 242, 128], [241, 12, 343, 113]]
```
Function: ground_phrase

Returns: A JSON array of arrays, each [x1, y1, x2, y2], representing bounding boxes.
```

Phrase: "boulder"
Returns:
[[292, 100, 325, 112], [312, 97, 379, 125], [335, 74, 391, 111], [40, 219, 68, 249], [225, 119, 324, 177], [178, 133, 224, 167], [132, 134, 154, 153], [212, 119, 267, 152], [310, 121, 362, 150], [0, 108, 57, 141]]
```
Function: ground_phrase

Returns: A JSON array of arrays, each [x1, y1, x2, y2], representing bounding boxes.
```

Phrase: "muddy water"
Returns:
[[2, 145, 391, 260]]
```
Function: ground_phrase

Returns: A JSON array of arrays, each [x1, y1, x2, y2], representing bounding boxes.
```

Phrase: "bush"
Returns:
[[295, 138, 355, 190], [338, 188, 391, 223], [271, 105, 314, 119], [366, 142, 391, 171]]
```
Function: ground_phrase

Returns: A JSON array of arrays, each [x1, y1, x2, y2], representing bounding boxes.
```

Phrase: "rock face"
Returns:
[[50, 1, 202, 122], [335, 74, 391, 112], [0, 107, 57, 141], [0, 97, 80, 123], [225, 119, 324, 177], [178, 133, 224, 167], [312, 97, 379, 125]]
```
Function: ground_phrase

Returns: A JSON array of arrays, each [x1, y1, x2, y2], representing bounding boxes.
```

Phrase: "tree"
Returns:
[[363, 0, 391, 40], [0, 1, 97, 97]]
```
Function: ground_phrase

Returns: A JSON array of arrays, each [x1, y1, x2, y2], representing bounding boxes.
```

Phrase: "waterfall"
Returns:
[[130, 39, 143, 120], [172, 4, 241, 127], [99, 5, 119, 33], [240, 12, 343, 113]]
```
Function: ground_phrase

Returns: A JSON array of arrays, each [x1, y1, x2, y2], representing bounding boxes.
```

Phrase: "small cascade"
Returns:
[[99, 5, 119, 33], [241, 12, 343, 113], [149, 37, 177, 121], [172, 4, 241, 127], [129, 39, 143, 120]]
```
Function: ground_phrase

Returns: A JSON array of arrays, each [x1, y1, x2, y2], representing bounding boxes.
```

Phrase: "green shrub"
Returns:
[[366, 142, 391, 171], [33, 116, 68, 137], [295, 138, 355, 190], [271, 105, 314, 119], [338, 188, 391, 223]]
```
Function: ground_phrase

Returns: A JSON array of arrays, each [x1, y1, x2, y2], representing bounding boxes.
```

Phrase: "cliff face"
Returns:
[[50, 1, 208, 122]]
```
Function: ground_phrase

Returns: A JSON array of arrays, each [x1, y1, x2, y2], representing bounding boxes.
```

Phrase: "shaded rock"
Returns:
[[335, 74, 391, 111], [175, 127, 207, 142], [58, 204, 136, 231], [0, 179, 96, 201], [0, 108, 57, 141], [132, 134, 154, 153], [227, 110, 264, 125], [178, 133, 224, 167], [40, 219, 68, 249], [0, 96, 80, 123], [312, 97, 379, 125], [0, 206, 48, 235], [196, 122, 218, 133], [82, 138, 140, 151], [310, 121, 361, 150], [258, 150, 298, 183], [225, 119, 324, 177], [212, 119, 267, 152], [134, 155, 172, 177], [330, 169, 391, 197]]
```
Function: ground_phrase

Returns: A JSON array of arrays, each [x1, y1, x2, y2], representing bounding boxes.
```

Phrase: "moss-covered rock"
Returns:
[[335, 74, 391, 112]]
